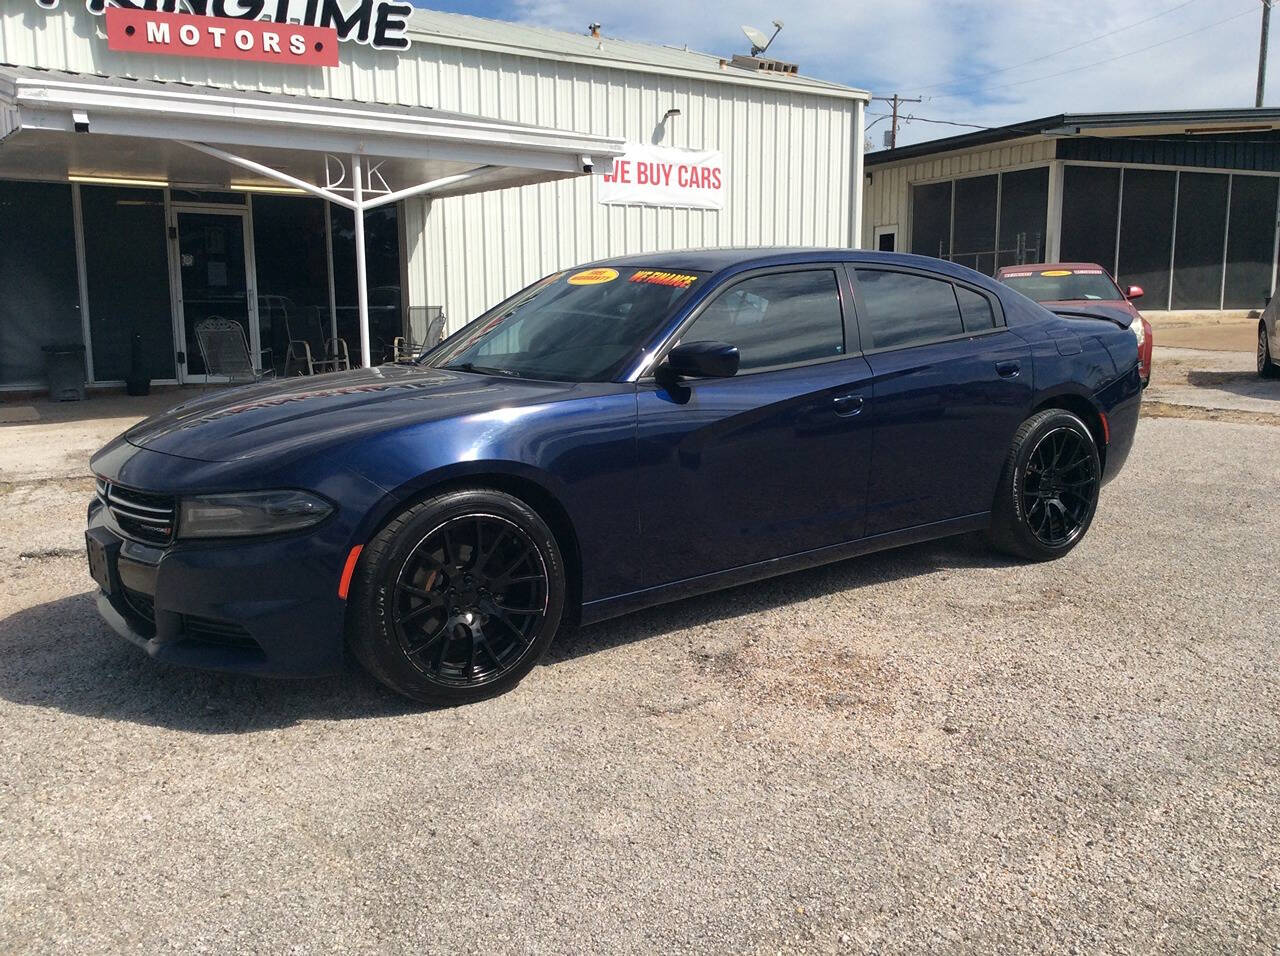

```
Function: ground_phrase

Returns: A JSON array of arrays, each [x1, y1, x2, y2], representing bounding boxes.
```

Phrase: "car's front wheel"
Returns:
[[347, 487, 565, 705], [1259, 322, 1279, 379], [988, 408, 1102, 562]]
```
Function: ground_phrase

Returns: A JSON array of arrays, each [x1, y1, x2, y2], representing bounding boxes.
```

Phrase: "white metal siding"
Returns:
[[863, 139, 1056, 251], [2, 4, 862, 331]]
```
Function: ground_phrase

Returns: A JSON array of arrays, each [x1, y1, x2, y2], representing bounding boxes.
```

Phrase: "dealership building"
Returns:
[[0, 1, 868, 393], [863, 109, 1280, 313]]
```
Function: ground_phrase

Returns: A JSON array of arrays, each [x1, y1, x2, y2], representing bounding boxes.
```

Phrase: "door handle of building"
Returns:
[[996, 360, 1021, 379], [832, 393, 865, 417]]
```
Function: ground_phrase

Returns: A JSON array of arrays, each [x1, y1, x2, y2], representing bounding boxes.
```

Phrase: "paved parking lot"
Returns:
[[1, 395, 1278, 952]]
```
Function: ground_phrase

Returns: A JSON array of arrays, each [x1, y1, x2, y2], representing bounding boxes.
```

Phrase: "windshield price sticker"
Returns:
[[629, 271, 698, 288], [567, 268, 619, 286]]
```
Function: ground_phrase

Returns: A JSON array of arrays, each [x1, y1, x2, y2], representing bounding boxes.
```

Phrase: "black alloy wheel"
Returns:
[[1019, 426, 1099, 549], [988, 408, 1101, 561], [1260, 323, 1279, 379], [348, 487, 565, 705], [392, 514, 548, 687]]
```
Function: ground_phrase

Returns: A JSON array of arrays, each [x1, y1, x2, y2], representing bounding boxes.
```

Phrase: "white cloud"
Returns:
[[505, 0, 1273, 148]]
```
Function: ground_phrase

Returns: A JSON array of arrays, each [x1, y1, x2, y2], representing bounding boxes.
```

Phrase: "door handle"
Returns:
[[996, 360, 1021, 379], [832, 393, 865, 417]]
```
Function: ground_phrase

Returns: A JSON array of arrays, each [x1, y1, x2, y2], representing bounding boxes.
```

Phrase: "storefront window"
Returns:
[[251, 195, 332, 375], [1171, 172, 1229, 310], [952, 175, 997, 274], [80, 185, 175, 382], [996, 167, 1048, 269], [0, 181, 80, 387], [331, 204, 403, 363], [1061, 166, 1121, 270], [1223, 175, 1278, 309], [910, 181, 952, 261], [1117, 169, 1176, 310]]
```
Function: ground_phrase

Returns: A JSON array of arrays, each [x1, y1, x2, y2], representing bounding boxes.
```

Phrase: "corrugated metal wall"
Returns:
[[863, 139, 1055, 250], [2, 4, 861, 332]]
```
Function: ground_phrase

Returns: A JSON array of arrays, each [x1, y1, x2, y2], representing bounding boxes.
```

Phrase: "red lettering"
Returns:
[[711, 168, 722, 190]]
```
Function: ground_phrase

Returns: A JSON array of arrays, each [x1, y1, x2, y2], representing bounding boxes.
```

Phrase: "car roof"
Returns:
[[588, 247, 995, 282]]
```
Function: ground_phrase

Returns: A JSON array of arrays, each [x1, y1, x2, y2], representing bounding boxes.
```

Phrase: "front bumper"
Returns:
[[88, 501, 350, 678]]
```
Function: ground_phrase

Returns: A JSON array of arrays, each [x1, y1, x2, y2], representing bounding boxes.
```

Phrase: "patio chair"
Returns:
[[194, 316, 274, 385], [393, 306, 447, 362]]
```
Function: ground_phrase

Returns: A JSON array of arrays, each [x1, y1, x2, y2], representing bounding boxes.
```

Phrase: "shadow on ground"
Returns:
[[0, 533, 1011, 734], [1184, 369, 1278, 400]]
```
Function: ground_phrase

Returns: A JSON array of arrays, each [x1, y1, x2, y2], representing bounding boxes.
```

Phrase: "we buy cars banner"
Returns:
[[598, 143, 726, 210]]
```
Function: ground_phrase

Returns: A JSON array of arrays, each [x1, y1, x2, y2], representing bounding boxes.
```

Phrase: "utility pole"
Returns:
[[873, 94, 923, 149], [1259, 0, 1273, 108]]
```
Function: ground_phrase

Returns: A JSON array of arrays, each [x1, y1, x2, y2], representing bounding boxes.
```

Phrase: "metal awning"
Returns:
[[0, 66, 626, 366]]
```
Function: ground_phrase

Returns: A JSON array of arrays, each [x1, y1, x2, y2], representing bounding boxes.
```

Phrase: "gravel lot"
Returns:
[[1, 412, 1277, 953]]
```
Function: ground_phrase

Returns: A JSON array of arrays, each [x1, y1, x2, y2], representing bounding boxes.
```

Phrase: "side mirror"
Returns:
[[662, 340, 740, 379], [1126, 285, 1144, 301]]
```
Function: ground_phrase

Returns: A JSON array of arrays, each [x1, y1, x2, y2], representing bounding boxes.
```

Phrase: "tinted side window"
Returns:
[[681, 270, 844, 372], [956, 286, 996, 332], [855, 270, 963, 349]]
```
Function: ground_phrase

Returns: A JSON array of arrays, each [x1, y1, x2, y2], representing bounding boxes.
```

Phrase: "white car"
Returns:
[[1261, 298, 1280, 379]]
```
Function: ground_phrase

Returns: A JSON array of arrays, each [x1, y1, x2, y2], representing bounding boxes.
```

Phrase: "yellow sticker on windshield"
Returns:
[[1040, 270, 1072, 276], [568, 267, 619, 285]]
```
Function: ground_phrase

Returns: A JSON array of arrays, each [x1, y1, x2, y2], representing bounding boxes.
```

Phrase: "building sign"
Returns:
[[35, 0, 414, 52], [104, 8, 339, 65], [598, 143, 726, 211]]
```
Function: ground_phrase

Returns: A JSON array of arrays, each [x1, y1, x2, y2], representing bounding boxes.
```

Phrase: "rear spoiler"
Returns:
[[1045, 305, 1135, 330]]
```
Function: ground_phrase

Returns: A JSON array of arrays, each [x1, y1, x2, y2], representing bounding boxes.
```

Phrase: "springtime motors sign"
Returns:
[[598, 143, 726, 211], [34, 0, 414, 57]]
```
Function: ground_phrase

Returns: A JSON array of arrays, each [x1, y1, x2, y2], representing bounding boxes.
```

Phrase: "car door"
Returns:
[[635, 266, 874, 587], [849, 265, 1032, 536]]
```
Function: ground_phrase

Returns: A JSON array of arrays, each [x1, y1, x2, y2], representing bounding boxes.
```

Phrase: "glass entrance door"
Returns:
[[175, 210, 256, 382]]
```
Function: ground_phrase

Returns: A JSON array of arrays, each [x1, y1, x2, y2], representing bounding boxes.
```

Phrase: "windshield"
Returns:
[[425, 266, 708, 382], [1000, 268, 1125, 303]]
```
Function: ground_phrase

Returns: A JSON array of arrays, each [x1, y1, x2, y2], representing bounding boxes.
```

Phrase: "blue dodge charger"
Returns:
[[87, 250, 1141, 705]]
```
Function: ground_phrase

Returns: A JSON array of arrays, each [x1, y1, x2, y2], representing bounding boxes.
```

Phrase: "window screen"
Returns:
[[81, 186, 175, 382], [1172, 172, 1229, 310], [1223, 175, 1279, 309], [855, 270, 964, 350], [955, 286, 996, 332], [997, 167, 1049, 268], [952, 175, 998, 275], [911, 181, 953, 260], [1061, 166, 1121, 268], [1117, 169, 1176, 310], [0, 181, 81, 387], [682, 270, 844, 372]]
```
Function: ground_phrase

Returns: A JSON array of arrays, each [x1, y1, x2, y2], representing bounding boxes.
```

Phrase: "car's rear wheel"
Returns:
[[1259, 322, 1279, 379], [988, 409, 1101, 562], [348, 487, 565, 705]]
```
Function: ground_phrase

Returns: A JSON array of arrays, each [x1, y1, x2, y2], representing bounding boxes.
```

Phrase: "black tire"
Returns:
[[1259, 322, 1279, 379], [347, 487, 565, 706], [987, 408, 1102, 562]]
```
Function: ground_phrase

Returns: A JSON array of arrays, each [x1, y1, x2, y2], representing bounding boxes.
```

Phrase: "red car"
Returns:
[[996, 263, 1152, 386]]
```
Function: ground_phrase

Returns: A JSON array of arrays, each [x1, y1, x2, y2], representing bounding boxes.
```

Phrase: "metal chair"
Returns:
[[194, 316, 274, 385], [394, 306, 447, 362]]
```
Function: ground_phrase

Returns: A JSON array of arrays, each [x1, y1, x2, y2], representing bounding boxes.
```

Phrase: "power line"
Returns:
[[905, 0, 1207, 94], [931, 4, 1259, 100]]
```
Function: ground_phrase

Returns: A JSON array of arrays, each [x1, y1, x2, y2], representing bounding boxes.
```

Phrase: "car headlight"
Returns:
[[1131, 316, 1146, 348], [177, 490, 333, 539]]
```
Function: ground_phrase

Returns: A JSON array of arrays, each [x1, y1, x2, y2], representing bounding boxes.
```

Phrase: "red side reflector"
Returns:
[[338, 545, 363, 600], [1099, 411, 1111, 445]]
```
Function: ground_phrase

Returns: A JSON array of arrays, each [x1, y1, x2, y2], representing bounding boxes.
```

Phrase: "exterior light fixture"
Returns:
[[68, 174, 169, 188], [230, 183, 308, 195]]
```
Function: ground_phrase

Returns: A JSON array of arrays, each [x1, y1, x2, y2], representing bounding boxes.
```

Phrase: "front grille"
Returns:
[[181, 614, 259, 650], [98, 480, 176, 545]]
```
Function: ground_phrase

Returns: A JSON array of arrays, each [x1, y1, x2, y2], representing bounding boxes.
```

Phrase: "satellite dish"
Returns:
[[741, 25, 771, 55]]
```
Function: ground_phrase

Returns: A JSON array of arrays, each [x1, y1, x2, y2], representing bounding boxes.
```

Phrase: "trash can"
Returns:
[[41, 343, 87, 402]]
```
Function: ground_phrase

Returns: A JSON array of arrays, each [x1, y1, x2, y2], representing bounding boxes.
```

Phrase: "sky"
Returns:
[[413, 0, 1274, 149]]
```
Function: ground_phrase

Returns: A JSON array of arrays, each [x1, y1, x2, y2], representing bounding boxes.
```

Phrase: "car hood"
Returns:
[[1041, 299, 1138, 327], [125, 365, 575, 463]]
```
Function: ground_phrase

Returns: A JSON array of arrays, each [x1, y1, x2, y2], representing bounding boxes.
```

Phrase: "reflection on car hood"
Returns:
[[125, 364, 573, 462]]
